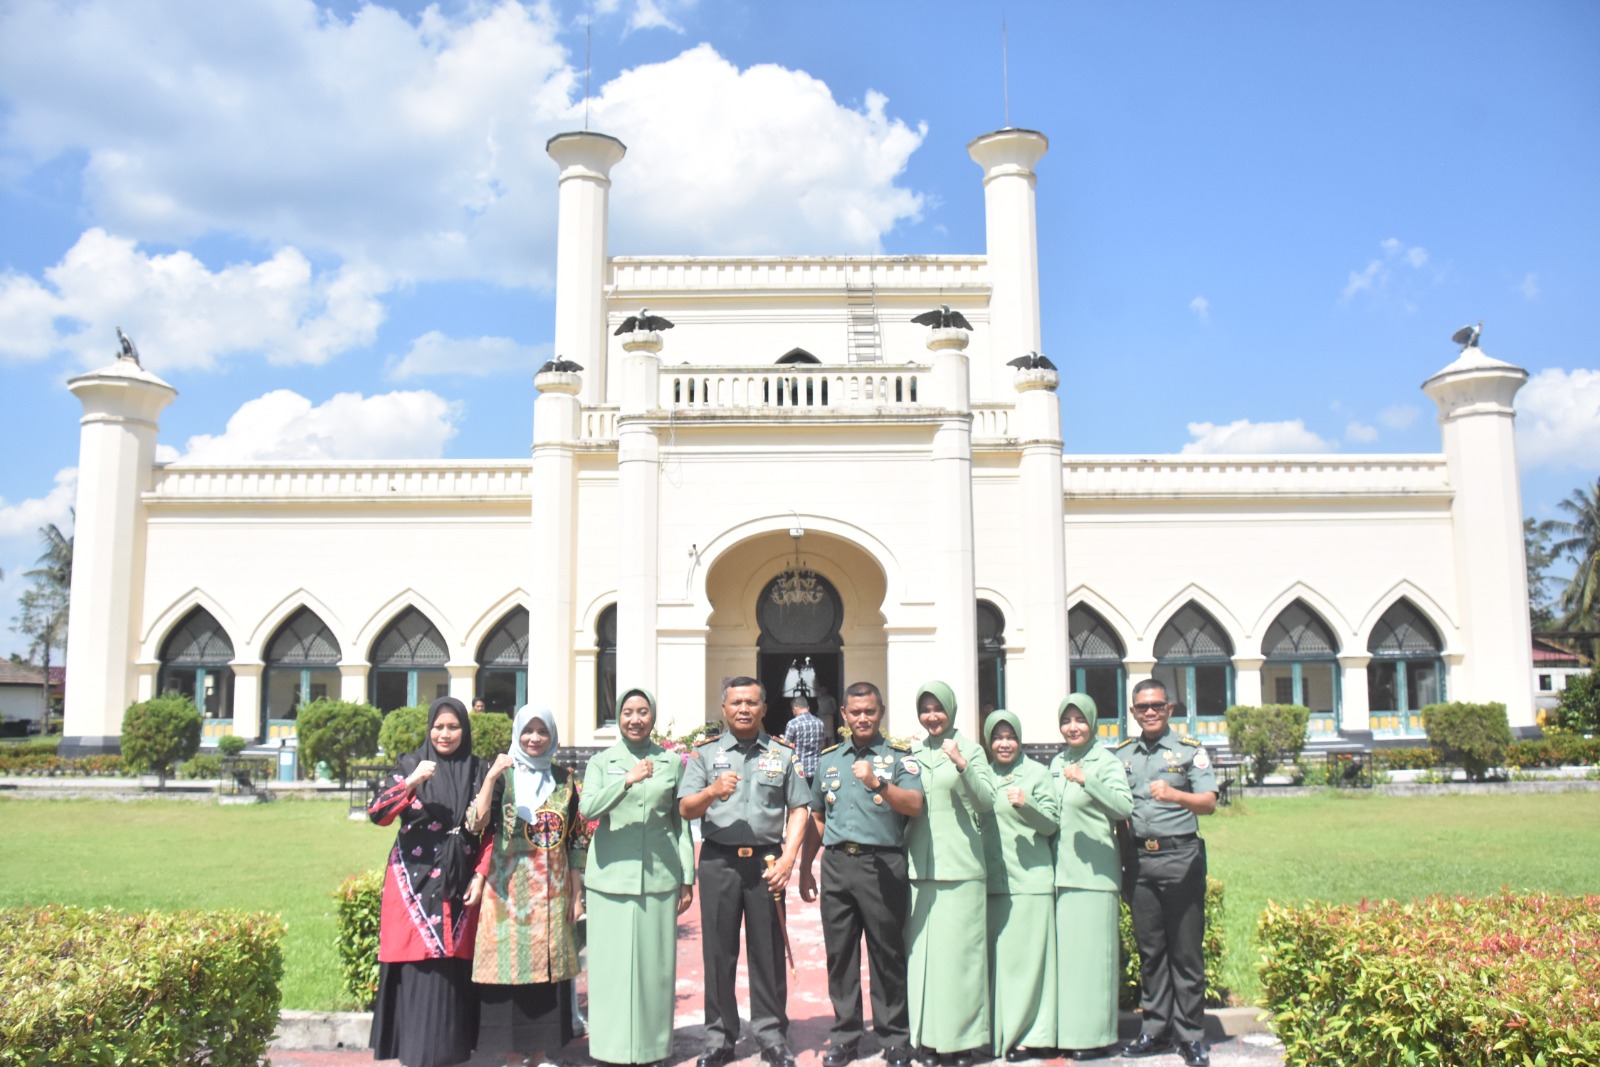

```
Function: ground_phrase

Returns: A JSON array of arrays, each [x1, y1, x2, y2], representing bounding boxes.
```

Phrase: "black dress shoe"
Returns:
[[942, 1052, 975, 1067], [761, 1044, 799, 1067], [1176, 1040, 1210, 1067], [1121, 1033, 1171, 1058], [698, 1049, 737, 1067], [1066, 1045, 1119, 1060], [823, 1043, 859, 1067], [884, 1046, 914, 1067], [1004, 1049, 1031, 1063]]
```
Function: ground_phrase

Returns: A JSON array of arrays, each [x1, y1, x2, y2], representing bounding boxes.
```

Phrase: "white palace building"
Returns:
[[59, 126, 1537, 756]]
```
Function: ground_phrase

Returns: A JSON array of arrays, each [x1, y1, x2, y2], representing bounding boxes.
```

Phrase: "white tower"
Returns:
[[61, 350, 177, 755], [1421, 338, 1535, 729], [966, 128, 1048, 403], [546, 132, 626, 407]]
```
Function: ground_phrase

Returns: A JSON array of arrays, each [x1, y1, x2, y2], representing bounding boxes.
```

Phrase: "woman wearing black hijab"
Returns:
[[368, 696, 490, 1067]]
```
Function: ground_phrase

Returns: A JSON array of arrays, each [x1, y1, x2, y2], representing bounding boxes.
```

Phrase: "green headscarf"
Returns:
[[615, 686, 657, 755], [914, 680, 959, 744], [982, 708, 1023, 770], [1058, 692, 1099, 755]]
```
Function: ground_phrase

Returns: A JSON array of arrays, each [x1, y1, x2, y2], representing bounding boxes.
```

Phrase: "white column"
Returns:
[[447, 664, 476, 707], [616, 339, 663, 693], [546, 132, 626, 407], [62, 356, 177, 756], [1012, 365, 1069, 740], [1231, 657, 1265, 708], [231, 664, 263, 742], [884, 625, 938, 737], [967, 128, 1048, 404], [339, 664, 368, 704], [528, 369, 583, 733], [1421, 343, 1535, 730], [1338, 654, 1372, 736], [927, 336, 979, 731]]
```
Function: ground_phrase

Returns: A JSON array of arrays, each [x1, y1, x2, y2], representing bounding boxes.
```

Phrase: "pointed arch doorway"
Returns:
[[756, 570, 843, 737]]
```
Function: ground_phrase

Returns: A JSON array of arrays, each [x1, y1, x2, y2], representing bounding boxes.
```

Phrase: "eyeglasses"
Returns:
[[1132, 702, 1169, 713]]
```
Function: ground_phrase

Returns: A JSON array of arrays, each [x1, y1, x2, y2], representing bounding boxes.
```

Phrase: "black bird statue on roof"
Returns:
[[115, 327, 142, 366], [910, 304, 973, 330], [1006, 351, 1055, 371], [614, 307, 675, 335], [1450, 321, 1483, 351], [537, 357, 585, 374]]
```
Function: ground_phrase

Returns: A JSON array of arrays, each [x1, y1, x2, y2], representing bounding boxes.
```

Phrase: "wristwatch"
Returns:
[[868, 777, 888, 794]]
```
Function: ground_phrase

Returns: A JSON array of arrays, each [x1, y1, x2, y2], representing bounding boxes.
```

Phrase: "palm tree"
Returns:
[[20, 520, 72, 731], [1550, 477, 1600, 662]]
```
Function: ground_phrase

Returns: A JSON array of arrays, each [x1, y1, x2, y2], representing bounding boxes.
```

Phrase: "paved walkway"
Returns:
[[268, 887, 1283, 1067]]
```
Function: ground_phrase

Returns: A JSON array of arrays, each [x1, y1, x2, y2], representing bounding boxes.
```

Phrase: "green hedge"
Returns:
[[1507, 734, 1600, 769], [297, 699, 381, 783], [1371, 746, 1437, 771], [378, 704, 428, 759], [121, 695, 202, 785], [1117, 876, 1228, 1009], [1259, 891, 1600, 1066], [0, 905, 285, 1067], [1224, 704, 1310, 785], [335, 869, 385, 1010], [1424, 701, 1513, 781]]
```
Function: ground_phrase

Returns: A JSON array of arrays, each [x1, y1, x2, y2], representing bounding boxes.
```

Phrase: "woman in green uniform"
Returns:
[[981, 710, 1060, 1062], [905, 680, 997, 1067], [580, 688, 696, 1067], [1049, 693, 1134, 1060]]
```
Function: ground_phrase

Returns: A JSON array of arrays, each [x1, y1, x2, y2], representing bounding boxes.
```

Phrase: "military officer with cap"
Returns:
[[1114, 678, 1218, 1067], [798, 681, 924, 1067], [680, 676, 812, 1067]]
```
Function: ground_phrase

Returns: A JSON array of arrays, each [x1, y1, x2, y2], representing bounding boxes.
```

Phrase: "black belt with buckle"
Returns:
[[839, 842, 900, 856], [1140, 833, 1198, 853], [705, 840, 781, 859]]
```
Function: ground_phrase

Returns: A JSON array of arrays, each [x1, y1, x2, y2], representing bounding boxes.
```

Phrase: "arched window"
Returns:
[[1366, 600, 1443, 736], [159, 607, 235, 734], [595, 605, 617, 729], [1069, 605, 1126, 740], [477, 608, 528, 715], [370, 608, 449, 712], [1153, 602, 1234, 737], [263, 608, 341, 739], [1261, 600, 1341, 735], [977, 600, 1006, 722]]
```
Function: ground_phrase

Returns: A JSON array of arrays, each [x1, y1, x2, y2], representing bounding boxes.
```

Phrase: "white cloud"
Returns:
[[0, 468, 76, 539], [169, 389, 462, 463], [626, 0, 685, 33], [1188, 295, 1210, 324], [1341, 237, 1430, 302], [0, 229, 388, 370], [1344, 421, 1379, 444], [0, 3, 927, 290], [1378, 404, 1420, 430], [1515, 367, 1600, 469], [1181, 419, 1335, 454], [387, 331, 550, 380], [1517, 272, 1540, 300]]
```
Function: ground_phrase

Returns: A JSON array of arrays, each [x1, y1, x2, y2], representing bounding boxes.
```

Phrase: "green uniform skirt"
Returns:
[[585, 887, 680, 1063], [986, 892, 1056, 1054], [1054, 887, 1120, 1051], [907, 879, 990, 1053]]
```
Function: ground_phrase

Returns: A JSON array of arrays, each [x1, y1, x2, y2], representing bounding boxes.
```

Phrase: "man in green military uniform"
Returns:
[[1114, 678, 1218, 1067], [680, 677, 812, 1067], [798, 682, 924, 1067]]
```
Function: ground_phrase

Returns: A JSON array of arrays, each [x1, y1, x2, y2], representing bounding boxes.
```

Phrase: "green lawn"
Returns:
[[2, 790, 1598, 1009]]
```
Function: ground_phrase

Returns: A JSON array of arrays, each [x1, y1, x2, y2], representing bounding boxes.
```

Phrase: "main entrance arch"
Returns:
[[703, 529, 888, 736]]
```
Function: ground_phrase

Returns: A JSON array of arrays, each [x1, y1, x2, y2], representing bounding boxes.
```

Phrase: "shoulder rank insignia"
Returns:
[[820, 743, 842, 755], [888, 741, 911, 752], [1113, 737, 1137, 749], [1179, 736, 1202, 747], [694, 735, 718, 747], [772, 736, 794, 749]]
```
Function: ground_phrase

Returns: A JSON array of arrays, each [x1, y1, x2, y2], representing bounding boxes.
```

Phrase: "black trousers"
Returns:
[[1129, 838, 1208, 1043], [698, 842, 790, 1052], [820, 847, 911, 1049]]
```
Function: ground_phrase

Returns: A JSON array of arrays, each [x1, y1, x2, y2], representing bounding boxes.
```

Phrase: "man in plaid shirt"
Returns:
[[783, 696, 825, 782]]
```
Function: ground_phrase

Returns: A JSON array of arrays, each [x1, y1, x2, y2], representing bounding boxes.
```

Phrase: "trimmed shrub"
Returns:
[[1371, 746, 1437, 772], [471, 710, 512, 759], [1554, 670, 1600, 735], [0, 905, 284, 1067], [121, 694, 202, 786], [1258, 891, 1600, 1067], [335, 869, 385, 1010], [1506, 734, 1600, 769], [297, 699, 381, 784], [377, 704, 428, 759], [180, 753, 224, 780], [1425, 701, 1512, 781], [1116, 876, 1228, 1009], [1224, 704, 1310, 785], [216, 734, 248, 757]]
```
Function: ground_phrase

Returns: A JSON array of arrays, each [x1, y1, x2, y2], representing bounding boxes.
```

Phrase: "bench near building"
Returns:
[[57, 125, 1535, 757]]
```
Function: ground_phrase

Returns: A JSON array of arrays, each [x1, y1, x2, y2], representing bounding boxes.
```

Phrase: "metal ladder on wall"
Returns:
[[845, 283, 882, 363]]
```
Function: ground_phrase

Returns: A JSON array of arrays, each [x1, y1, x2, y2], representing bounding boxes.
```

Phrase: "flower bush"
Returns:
[[1117, 876, 1228, 1009], [1258, 890, 1600, 1066]]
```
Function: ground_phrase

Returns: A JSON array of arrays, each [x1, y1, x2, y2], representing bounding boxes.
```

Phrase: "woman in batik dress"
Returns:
[[368, 696, 489, 1067], [467, 705, 589, 1067]]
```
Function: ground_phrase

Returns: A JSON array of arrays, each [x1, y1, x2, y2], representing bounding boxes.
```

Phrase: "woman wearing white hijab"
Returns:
[[466, 706, 589, 1067]]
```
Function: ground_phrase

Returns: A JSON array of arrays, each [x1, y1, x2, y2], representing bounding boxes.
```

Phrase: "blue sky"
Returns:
[[2, 0, 1597, 658]]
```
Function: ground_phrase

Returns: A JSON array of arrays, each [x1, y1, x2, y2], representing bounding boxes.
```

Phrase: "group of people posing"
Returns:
[[365, 674, 1216, 1067]]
